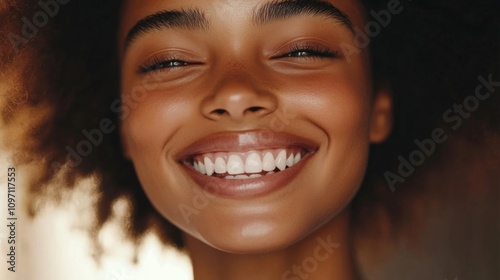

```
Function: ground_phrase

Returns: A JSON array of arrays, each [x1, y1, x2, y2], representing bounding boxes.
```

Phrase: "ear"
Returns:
[[369, 87, 393, 144]]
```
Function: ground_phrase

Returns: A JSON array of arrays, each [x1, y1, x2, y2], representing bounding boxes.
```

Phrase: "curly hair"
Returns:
[[1, 0, 499, 257]]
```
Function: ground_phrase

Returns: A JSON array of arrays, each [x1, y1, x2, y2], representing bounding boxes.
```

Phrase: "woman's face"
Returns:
[[119, 0, 391, 253]]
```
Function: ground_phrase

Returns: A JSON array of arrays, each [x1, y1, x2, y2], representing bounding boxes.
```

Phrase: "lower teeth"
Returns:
[[224, 171, 275, 180]]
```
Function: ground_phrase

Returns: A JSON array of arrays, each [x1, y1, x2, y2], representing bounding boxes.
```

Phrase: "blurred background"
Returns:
[[0, 151, 193, 280]]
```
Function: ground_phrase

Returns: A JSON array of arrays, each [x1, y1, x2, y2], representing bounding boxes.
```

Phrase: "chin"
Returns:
[[196, 223, 311, 254]]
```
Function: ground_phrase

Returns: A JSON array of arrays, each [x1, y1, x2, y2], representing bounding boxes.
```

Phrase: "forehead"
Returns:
[[119, 0, 367, 44]]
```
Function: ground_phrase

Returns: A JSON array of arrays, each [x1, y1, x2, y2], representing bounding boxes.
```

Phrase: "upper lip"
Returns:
[[176, 130, 319, 162]]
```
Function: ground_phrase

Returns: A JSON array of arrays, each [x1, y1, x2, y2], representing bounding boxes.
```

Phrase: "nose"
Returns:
[[201, 77, 277, 122]]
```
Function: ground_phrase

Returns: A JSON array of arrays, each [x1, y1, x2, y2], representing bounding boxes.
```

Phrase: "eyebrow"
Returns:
[[125, 9, 208, 47], [124, 0, 353, 49], [253, 0, 353, 32]]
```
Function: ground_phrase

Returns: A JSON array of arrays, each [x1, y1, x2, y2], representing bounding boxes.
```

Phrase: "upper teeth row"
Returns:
[[192, 149, 302, 176]]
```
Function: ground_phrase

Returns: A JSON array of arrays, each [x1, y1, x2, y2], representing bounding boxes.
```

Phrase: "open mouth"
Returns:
[[183, 147, 307, 180], [176, 130, 318, 198]]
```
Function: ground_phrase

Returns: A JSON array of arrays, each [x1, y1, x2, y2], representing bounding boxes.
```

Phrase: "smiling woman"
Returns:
[[0, 0, 499, 279]]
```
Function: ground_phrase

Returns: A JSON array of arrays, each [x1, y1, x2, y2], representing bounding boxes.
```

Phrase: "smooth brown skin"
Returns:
[[119, 0, 392, 279]]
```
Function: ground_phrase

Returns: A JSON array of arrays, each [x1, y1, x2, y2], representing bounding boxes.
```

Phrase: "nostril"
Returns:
[[247, 106, 262, 113], [213, 109, 227, 115], [211, 107, 263, 116]]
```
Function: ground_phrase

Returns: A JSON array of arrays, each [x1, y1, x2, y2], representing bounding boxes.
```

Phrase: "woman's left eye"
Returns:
[[284, 49, 338, 58], [138, 59, 191, 74], [275, 46, 339, 60]]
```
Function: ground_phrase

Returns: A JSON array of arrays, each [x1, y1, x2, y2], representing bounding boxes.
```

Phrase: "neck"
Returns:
[[184, 208, 360, 280]]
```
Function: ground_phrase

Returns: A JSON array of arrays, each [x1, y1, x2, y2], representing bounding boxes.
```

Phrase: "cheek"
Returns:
[[321, 79, 371, 144], [313, 67, 372, 176], [121, 92, 190, 159], [119, 91, 199, 230], [281, 65, 372, 218], [287, 65, 372, 143]]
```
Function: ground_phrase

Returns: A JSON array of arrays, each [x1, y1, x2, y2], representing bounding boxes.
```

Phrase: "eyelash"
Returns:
[[138, 56, 191, 74], [138, 45, 338, 74], [275, 44, 339, 59]]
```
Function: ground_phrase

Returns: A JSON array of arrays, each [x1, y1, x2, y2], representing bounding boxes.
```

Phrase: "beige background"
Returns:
[[0, 150, 193, 280]]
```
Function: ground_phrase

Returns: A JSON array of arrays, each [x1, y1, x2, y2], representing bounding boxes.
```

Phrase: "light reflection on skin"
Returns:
[[118, 0, 392, 279], [241, 221, 275, 239]]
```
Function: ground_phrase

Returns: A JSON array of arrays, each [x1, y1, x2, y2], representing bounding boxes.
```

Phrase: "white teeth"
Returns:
[[294, 153, 301, 165], [275, 150, 287, 171], [193, 162, 201, 173], [227, 155, 245, 175], [215, 157, 227, 174], [225, 174, 261, 180], [245, 152, 263, 173], [286, 154, 295, 167], [198, 161, 206, 174], [191, 149, 305, 177], [262, 152, 276, 171], [204, 157, 215, 176]]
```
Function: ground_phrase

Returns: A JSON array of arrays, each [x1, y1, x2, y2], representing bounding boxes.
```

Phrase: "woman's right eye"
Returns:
[[138, 59, 190, 74]]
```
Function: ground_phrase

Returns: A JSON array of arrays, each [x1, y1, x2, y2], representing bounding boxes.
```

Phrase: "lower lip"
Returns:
[[181, 154, 313, 199]]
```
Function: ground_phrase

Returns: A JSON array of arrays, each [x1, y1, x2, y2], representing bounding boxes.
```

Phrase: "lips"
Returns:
[[176, 130, 318, 198]]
